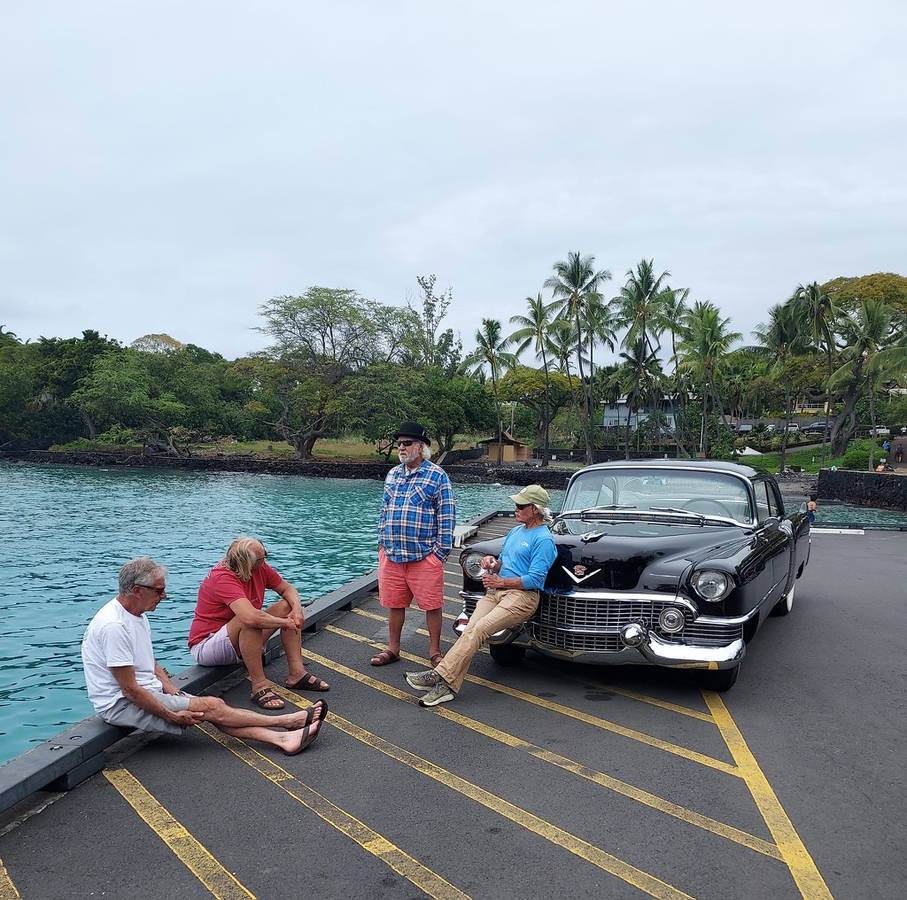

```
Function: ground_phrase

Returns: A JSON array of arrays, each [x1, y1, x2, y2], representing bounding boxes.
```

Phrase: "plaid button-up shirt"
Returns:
[[378, 460, 455, 563]]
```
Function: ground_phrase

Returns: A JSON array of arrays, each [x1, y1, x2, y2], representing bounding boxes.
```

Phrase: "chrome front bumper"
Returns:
[[457, 589, 747, 670]]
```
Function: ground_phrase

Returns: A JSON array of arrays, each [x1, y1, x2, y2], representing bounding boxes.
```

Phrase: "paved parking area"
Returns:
[[1, 523, 905, 899]]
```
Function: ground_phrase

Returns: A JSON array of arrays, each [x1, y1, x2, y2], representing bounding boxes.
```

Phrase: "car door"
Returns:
[[754, 479, 790, 601]]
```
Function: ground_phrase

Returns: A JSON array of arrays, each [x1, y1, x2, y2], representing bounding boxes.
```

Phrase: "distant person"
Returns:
[[806, 495, 817, 525], [371, 421, 455, 668], [895, 443, 904, 464], [405, 485, 557, 707], [875, 459, 889, 473], [83, 558, 326, 754], [882, 439, 891, 454], [189, 536, 329, 711]]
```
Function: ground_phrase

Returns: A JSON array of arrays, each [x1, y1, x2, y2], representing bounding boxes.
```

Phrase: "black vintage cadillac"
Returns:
[[456, 460, 811, 691]]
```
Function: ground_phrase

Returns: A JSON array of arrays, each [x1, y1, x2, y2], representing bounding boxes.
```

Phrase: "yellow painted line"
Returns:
[[356, 606, 457, 624], [295, 649, 781, 860], [350, 608, 485, 652], [0, 859, 20, 900], [271, 687, 693, 900], [704, 692, 833, 899], [198, 725, 469, 900], [325, 624, 739, 777], [103, 768, 254, 899], [353, 604, 712, 722]]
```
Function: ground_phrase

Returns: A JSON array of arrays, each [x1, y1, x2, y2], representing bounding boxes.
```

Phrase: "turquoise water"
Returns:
[[0, 461, 562, 764], [814, 502, 907, 527]]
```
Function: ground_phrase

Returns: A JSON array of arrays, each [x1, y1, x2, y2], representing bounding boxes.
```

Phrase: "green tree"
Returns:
[[677, 302, 742, 458], [615, 340, 664, 458], [792, 282, 838, 463], [498, 366, 574, 449], [400, 274, 462, 375], [751, 302, 810, 472], [461, 319, 518, 463], [508, 294, 558, 465], [545, 251, 612, 464]]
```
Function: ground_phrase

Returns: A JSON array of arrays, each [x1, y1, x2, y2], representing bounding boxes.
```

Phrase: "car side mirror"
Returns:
[[798, 502, 807, 514]]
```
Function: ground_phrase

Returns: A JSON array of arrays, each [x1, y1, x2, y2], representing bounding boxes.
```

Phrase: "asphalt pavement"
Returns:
[[0, 525, 904, 900]]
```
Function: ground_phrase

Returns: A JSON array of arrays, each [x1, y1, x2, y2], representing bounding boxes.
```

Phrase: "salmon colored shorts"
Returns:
[[378, 547, 445, 610]]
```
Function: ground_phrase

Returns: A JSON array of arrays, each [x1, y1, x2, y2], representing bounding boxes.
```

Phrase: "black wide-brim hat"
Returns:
[[394, 421, 430, 445]]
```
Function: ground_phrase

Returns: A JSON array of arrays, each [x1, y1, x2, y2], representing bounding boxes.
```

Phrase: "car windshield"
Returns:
[[561, 468, 753, 526]]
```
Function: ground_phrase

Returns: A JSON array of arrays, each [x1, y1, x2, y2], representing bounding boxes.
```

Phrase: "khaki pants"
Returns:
[[435, 588, 539, 693]]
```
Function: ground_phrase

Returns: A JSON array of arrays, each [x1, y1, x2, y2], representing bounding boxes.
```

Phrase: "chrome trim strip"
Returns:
[[544, 590, 698, 617]]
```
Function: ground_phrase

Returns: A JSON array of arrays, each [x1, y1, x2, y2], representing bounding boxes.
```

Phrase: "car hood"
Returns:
[[546, 521, 751, 592]]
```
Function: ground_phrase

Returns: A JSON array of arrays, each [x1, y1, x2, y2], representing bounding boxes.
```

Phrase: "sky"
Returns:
[[2, 1, 906, 362]]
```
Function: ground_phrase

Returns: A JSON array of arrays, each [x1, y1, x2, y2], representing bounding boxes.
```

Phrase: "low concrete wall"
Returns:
[[818, 468, 907, 511]]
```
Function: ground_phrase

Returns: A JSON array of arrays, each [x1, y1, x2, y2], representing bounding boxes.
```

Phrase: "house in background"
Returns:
[[601, 396, 679, 431], [477, 431, 531, 463]]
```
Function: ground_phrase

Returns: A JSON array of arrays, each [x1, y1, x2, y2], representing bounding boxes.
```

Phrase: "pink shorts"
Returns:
[[190, 623, 241, 666], [378, 547, 445, 610]]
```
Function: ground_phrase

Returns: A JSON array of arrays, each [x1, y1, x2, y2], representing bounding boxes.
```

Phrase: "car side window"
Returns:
[[755, 481, 772, 522], [768, 481, 784, 516]]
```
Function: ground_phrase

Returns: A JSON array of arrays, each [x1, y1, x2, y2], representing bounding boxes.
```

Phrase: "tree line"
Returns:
[[1, 265, 905, 470]]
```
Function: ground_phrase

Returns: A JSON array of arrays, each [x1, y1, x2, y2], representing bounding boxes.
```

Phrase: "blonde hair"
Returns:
[[223, 536, 264, 582]]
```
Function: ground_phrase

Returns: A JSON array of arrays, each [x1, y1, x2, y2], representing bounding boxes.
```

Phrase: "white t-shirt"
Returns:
[[81, 598, 162, 713]]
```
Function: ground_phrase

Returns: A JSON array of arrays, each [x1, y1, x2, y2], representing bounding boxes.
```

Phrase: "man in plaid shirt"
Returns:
[[371, 421, 455, 668]]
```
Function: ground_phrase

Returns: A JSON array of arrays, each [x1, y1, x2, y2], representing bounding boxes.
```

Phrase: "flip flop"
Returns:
[[287, 672, 330, 692], [284, 721, 321, 756], [301, 700, 329, 729], [370, 649, 400, 667], [250, 687, 285, 710]]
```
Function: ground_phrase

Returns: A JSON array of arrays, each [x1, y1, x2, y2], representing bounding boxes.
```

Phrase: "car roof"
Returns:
[[571, 459, 761, 479]]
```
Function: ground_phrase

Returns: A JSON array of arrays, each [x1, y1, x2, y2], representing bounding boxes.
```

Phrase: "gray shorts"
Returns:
[[190, 623, 242, 666], [102, 692, 194, 736]]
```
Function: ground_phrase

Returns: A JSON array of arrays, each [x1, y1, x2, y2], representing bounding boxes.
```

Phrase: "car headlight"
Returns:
[[692, 570, 730, 601], [461, 551, 485, 581]]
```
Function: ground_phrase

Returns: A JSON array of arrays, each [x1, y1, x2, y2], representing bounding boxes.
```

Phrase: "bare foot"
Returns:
[[278, 719, 322, 755]]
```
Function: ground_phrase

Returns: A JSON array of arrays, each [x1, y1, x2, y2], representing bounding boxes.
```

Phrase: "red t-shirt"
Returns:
[[188, 561, 283, 647]]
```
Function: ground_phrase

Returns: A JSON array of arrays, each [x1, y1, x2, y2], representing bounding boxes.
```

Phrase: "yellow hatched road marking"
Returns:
[[103, 768, 254, 900], [0, 859, 20, 900], [350, 608, 710, 720], [704, 693, 834, 899], [294, 649, 781, 860], [270, 686, 693, 900], [325, 624, 739, 776], [198, 725, 469, 900]]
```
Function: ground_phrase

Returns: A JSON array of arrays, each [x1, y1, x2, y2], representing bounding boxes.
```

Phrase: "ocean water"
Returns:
[[0, 461, 562, 764]]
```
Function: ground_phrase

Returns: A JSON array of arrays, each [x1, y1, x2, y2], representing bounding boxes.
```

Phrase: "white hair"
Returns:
[[420, 442, 433, 460], [534, 504, 554, 525], [119, 557, 167, 595]]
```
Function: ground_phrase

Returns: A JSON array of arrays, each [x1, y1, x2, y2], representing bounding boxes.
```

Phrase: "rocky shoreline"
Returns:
[[0, 448, 576, 490]]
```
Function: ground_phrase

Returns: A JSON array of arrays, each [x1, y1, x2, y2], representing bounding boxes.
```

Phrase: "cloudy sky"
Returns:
[[2, 1, 905, 361]]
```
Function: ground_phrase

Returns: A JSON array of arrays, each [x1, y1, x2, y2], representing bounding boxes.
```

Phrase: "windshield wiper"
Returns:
[[648, 506, 703, 518]]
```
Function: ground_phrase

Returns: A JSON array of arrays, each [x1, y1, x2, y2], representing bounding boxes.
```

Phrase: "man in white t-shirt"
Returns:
[[81, 557, 327, 755]]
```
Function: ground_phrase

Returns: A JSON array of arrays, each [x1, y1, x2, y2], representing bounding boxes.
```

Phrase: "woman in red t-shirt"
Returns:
[[188, 536, 329, 709]]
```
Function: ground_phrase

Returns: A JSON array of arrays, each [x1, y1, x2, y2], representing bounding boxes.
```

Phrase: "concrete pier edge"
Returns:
[[0, 510, 505, 816]]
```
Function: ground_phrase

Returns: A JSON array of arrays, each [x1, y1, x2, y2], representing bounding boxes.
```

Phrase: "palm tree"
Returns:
[[613, 260, 671, 358], [652, 285, 689, 452], [509, 294, 557, 465], [792, 283, 837, 463], [752, 302, 810, 472], [616, 340, 663, 458], [547, 317, 577, 382], [828, 299, 906, 465], [462, 318, 518, 464], [677, 302, 742, 457], [545, 251, 612, 464]]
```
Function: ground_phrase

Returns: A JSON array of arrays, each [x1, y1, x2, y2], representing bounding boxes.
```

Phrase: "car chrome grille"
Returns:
[[463, 591, 743, 651], [533, 592, 742, 652]]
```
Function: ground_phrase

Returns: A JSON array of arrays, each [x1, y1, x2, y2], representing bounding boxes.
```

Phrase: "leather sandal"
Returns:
[[370, 649, 400, 667], [430, 653, 444, 668], [250, 687, 285, 710]]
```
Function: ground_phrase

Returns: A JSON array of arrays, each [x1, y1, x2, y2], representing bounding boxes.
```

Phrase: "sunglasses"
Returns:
[[515, 503, 531, 510], [136, 584, 167, 597], [397, 440, 416, 447]]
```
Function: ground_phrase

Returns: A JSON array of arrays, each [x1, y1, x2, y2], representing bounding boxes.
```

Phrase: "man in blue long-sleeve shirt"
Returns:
[[406, 484, 556, 707]]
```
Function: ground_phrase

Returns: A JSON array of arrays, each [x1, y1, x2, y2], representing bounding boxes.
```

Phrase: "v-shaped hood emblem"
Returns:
[[562, 565, 603, 584]]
